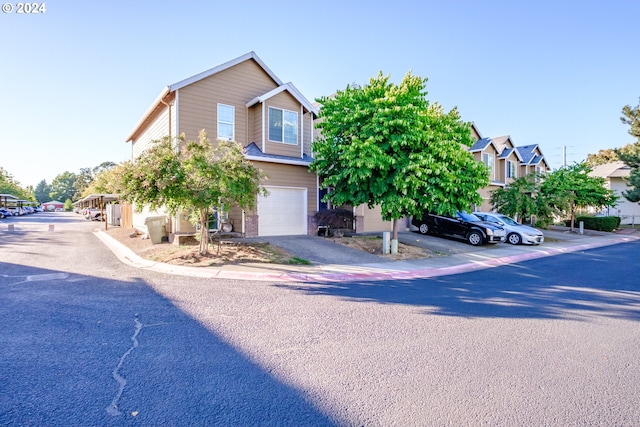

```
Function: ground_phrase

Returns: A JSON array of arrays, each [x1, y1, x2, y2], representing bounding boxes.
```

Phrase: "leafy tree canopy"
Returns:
[[616, 98, 640, 203], [119, 131, 264, 254], [540, 163, 618, 229], [34, 180, 52, 204], [0, 167, 34, 201], [82, 163, 126, 197], [311, 71, 488, 240], [50, 171, 78, 202], [585, 143, 638, 166], [621, 97, 640, 140], [490, 173, 549, 223]]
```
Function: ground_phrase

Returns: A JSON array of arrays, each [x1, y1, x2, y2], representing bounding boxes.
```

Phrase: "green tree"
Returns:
[[50, 171, 78, 202], [621, 97, 640, 140], [82, 163, 126, 197], [586, 143, 637, 167], [93, 161, 116, 175], [119, 131, 264, 255], [490, 173, 549, 224], [540, 163, 618, 230], [34, 179, 53, 203], [0, 167, 32, 200], [74, 167, 94, 199], [616, 143, 640, 202], [311, 72, 488, 248], [616, 99, 640, 202]]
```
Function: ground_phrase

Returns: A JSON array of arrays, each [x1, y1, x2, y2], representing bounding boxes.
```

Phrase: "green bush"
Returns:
[[573, 216, 620, 232]]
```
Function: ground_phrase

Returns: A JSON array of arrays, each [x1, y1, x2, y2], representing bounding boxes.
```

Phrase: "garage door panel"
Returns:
[[258, 187, 306, 236]]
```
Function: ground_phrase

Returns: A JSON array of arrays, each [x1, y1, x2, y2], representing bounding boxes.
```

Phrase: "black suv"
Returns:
[[411, 211, 505, 246]]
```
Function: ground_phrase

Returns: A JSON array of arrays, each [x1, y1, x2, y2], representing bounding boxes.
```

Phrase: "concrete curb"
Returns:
[[95, 230, 640, 283]]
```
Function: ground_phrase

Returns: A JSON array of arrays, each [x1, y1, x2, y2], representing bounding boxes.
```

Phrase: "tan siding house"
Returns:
[[589, 161, 640, 224], [125, 52, 319, 238], [468, 129, 550, 212]]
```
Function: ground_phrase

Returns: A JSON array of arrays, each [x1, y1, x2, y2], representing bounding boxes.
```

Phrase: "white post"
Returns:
[[579, 221, 584, 235], [382, 232, 390, 254]]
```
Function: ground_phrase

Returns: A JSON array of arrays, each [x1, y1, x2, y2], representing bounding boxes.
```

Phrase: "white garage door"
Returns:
[[257, 187, 307, 236]]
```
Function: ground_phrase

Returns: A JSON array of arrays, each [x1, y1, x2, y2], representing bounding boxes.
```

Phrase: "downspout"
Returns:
[[159, 98, 172, 138], [261, 103, 266, 152], [300, 105, 304, 158]]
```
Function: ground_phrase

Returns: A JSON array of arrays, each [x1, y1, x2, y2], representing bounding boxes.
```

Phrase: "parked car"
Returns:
[[474, 212, 545, 245], [0, 208, 8, 218], [412, 210, 506, 246], [84, 208, 102, 221]]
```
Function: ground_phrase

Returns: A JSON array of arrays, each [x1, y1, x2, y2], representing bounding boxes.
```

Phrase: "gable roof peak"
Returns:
[[169, 51, 282, 91]]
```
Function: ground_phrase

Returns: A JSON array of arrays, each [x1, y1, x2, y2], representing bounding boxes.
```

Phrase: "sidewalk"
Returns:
[[95, 227, 640, 283]]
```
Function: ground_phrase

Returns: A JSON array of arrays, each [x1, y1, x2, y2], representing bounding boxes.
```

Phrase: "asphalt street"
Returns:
[[1, 213, 639, 426]]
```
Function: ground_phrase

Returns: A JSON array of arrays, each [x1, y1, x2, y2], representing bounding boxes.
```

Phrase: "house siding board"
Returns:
[[263, 91, 303, 158], [255, 161, 317, 214], [303, 111, 313, 157], [248, 104, 262, 147], [177, 59, 279, 144], [357, 204, 392, 232], [132, 106, 170, 159]]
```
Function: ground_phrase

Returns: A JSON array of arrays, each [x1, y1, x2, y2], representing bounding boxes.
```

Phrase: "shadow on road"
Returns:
[[276, 241, 640, 321], [0, 262, 336, 426]]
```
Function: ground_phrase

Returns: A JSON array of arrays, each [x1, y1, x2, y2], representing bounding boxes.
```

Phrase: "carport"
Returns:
[[74, 194, 118, 229], [0, 193, 18, 208]]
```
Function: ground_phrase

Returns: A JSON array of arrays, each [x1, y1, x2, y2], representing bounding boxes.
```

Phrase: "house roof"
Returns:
[[246, 82, 318, 116], [491, 135, 511, 147], [470, 122, 483, 139], [244, 142, 313, 166], [126, 51, 316, 142], [589, 161, 631, 179], [516, 144, 543, 164], [469, 138, 498, 152]]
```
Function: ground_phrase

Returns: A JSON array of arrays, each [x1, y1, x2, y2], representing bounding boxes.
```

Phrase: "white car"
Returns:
[[474, 212, 545, 245]]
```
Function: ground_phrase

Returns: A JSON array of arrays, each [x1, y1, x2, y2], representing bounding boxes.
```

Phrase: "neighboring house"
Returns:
[[516, 144, 549, 177], [469, 128, 549, 211], [469, 137, 505, 210], [326, 123, 551, 230], [42, 200, 64, 211], [589, 161, 640, 224], [125, 52, 319, 238]]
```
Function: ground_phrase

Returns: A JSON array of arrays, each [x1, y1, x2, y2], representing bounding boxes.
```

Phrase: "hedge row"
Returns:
[[567, 216, 621, 232]]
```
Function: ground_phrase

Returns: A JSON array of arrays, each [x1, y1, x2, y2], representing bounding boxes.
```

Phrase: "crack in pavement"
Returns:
[[106, 316, 143, 416], [105, 317, 167, 417], [1, 272, 70, 286]]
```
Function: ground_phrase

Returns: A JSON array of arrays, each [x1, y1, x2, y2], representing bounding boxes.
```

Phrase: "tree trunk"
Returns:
[[569, 204, 575, 232], [199, 209, 209, 255], [391, 218, 399, 254]]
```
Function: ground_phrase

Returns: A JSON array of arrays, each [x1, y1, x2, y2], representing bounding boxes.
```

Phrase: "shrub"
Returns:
[[315, 208, 354, 230], [573, 216, 620, 232]]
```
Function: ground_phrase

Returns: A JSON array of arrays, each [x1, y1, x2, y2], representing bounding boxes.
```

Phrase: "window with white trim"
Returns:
[[217, 104, 234, 141], [482, 153, 495, 178], [268, 106, 298, 144], [507, 160, 517, 178]]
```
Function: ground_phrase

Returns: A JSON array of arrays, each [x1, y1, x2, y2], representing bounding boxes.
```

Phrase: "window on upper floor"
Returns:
[[507, 160, 517, 179], [482, 153, 495, 178], [268, 106, 298, 145], [217, 104, 234, 141]]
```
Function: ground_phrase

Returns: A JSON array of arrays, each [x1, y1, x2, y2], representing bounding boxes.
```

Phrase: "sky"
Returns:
[[2, 0, 639, 189]]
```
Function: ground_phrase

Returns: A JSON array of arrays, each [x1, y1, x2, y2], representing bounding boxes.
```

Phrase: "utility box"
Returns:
[[144, 216, 166, 244]]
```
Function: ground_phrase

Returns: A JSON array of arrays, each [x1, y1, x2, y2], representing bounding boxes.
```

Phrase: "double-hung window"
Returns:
[[482, 153, 495, 179], [507, 160, 517, 178], [217, 104, 234, 141], [268, 106, 298, 144]]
